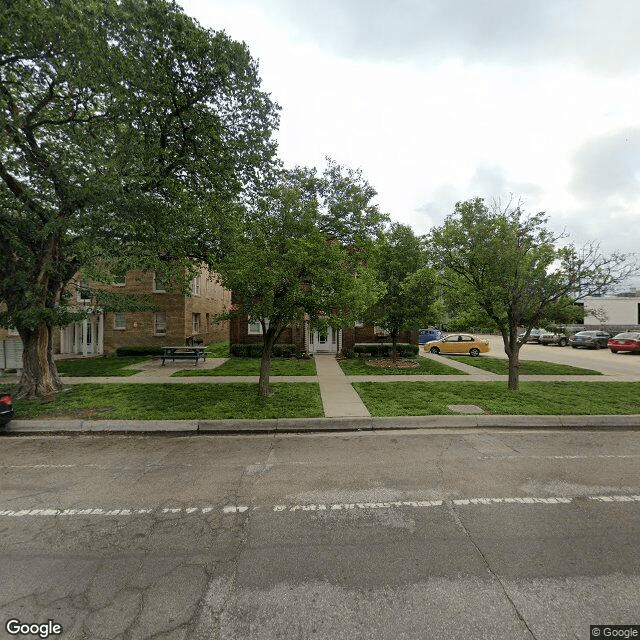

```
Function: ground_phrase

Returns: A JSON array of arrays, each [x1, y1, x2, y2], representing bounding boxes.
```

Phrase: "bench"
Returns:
[[161, 346, 206, 366]]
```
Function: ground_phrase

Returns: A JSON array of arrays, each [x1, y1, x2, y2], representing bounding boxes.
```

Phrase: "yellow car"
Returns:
[[424, 334, 490, 357]]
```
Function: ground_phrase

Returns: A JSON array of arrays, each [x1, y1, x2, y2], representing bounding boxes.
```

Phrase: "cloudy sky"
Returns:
[[179, 0, 639, 269]]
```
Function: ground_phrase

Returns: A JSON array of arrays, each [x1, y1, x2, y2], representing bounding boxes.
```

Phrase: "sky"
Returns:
[[179, 0, 639, 282]]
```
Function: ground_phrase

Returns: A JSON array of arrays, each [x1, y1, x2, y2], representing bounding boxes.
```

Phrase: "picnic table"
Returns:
[[161, 346, 207, 366]]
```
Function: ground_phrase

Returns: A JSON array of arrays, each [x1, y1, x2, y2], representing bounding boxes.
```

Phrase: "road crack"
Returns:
[[445, 499, 539, 640]]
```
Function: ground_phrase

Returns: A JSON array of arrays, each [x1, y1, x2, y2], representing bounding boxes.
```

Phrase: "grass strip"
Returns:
[[206, 340, 230, 357], [339, 357, 465, 376], [172, 357, 317, 377], [12, 383, 323, 420], [353, 381, 640, 416], [55, 356, 149, 377], [445, 356, 601, 375]]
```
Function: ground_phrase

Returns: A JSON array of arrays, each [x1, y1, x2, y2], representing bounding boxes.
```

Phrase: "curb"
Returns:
[[3, 414, 640, 435]]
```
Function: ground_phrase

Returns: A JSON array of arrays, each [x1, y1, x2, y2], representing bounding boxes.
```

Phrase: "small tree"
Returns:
[[366, 223, 436, 362], [216, 162, 387, 396], [428, 198, 635, 390]]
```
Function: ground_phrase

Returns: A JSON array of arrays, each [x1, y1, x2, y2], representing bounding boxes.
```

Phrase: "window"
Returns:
[[153, 272, 166, 292], [192, 313, 201, 334], [354, 320, 364, 328], [77, 280, 91, 301], [374, 326, 389, 336], [113, 269, 126, 286], [154, 312, 167, 335], [248, 318, 268, 335], [114, 313, 126, 330], [191, 274, 201, 296], [7, 326, 19, 337]]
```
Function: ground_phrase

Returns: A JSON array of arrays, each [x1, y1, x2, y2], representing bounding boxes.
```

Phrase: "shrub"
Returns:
[[352, 343, 418, 357], [230, 343, 297, 358], [230, 344, 249, 357], [116, 346, 164, 357]]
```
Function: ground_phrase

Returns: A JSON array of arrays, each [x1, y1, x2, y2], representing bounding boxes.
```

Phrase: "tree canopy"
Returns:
[[0, 0, 279, 397], [365, 223, 436, 360], [216, 161, 387, 396], [428, 197, 634, 390]]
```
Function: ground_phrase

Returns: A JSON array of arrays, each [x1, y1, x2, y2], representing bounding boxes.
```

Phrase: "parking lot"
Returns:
[[476, 333, 640, 378]]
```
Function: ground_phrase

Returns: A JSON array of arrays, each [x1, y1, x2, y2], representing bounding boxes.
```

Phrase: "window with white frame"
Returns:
[[7, 326, 19, 337], [191, 274, 201, 296], [154, 311, 167, 335], [114, 312, 126, 330], [354, 320, 364, 328], [374, 326, 389, 336], [248, 318, 268, 335], [153, 272, 166, 292], [192, 313, 201, 334]]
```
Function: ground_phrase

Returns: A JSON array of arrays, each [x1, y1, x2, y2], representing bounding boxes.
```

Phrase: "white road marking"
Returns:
[[0, 495, 638, 519]]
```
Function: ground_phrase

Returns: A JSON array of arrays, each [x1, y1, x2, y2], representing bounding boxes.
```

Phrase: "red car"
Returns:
[[608, 332, 640, 354]]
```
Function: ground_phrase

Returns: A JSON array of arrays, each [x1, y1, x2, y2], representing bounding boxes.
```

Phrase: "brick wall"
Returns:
[[230, 315, 306, 353]]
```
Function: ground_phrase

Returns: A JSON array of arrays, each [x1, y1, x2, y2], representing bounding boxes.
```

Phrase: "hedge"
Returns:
[[230, 343, 297, 358], [116, 346, 164, 357], [347, 343, 419, 358]]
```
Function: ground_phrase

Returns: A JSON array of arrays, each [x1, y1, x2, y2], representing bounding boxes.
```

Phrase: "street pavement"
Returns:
[[1, 429, 639, 639]]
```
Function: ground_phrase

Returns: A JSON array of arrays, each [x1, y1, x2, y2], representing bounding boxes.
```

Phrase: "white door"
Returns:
[[310, 327, 337, 353]]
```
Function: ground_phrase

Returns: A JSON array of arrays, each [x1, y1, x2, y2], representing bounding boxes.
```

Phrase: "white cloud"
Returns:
[[178, 0, 640, 269]]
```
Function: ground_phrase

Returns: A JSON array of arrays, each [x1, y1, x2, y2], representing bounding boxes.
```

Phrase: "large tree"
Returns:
[[428, 198, 635, 390], [0, 0, 279, 398], [366, 223, 436, 362], [217, 161, 387, 397]]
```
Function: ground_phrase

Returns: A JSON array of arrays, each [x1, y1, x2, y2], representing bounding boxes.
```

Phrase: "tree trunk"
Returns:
[[14, 323, 64, 399], [391, 331, 398, 364], [258, 327, 279, 397], [504, 325, 521, 391]]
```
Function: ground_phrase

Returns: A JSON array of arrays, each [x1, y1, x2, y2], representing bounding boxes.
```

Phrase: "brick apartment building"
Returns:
[[0, 267, 231, 363], [230, 293, 417, 355]]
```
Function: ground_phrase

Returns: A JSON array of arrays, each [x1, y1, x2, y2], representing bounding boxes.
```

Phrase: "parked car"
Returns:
[[418, 328, 443, 344], [518, 328, 547, 343], [608, 332, 640, 354], [539, 330, 569, 347], [568, 330, 611, 349], [0, 391, 14, 426], [424, 334, 490, 357]]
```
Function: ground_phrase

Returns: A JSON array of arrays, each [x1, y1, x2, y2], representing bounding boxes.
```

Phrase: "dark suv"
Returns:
[[418, 328, 443, 344], [569, 330, 611, 349]]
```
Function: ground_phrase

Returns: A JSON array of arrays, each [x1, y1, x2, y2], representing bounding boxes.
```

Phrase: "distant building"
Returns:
[[581, 295, 640, 328]]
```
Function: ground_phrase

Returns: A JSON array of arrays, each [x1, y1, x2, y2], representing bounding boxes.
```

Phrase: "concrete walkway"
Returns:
[[314, 354, 370, 418]]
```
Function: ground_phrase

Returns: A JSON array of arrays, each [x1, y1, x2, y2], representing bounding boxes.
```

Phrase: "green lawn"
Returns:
[[353, 381, 640, 416], [12, 382, 323, 420], [206, 340, 230, 357], [339, 357, 464, 376], [55, 356, 150, 377], [172, 357, 317, 377], [445, 355, 601, 375]]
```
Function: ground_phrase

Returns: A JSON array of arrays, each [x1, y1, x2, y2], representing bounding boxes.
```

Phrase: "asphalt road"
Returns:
[[1, 429, 639, 640]]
